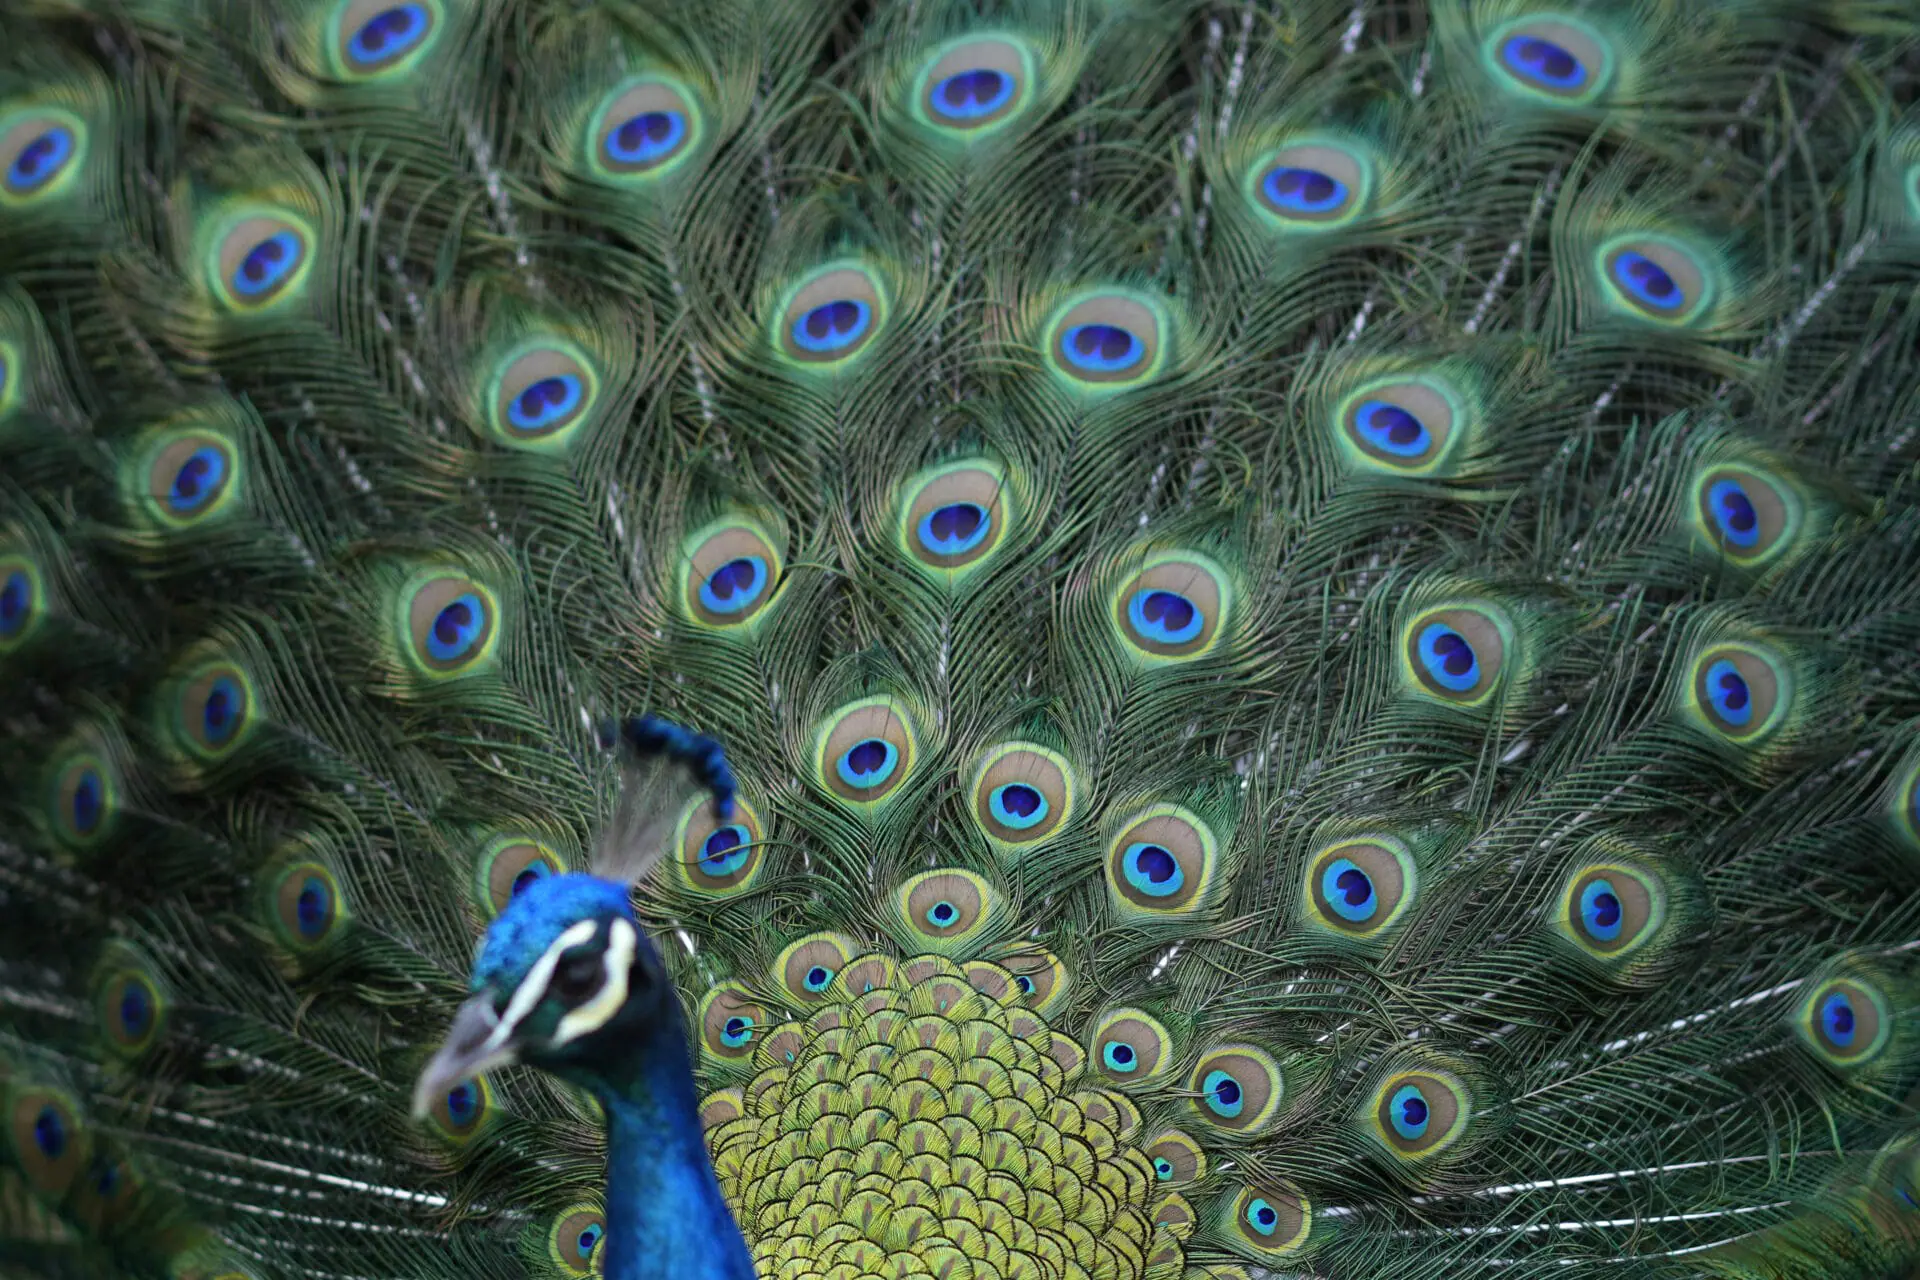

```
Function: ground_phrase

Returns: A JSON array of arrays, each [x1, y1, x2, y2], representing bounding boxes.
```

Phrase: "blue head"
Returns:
[[413, 872, 682, 1115]]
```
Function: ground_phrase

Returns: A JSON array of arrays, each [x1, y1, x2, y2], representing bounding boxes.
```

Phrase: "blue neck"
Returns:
[[573, 1026, 755, 1280]]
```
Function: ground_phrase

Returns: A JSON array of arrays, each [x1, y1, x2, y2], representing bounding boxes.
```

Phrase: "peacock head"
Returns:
[[412, 872, 675, 1115]]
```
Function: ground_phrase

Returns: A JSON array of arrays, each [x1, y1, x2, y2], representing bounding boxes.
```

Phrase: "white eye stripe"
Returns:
[[490, 918, 598, 1051], [555, 918, 636, 1047]]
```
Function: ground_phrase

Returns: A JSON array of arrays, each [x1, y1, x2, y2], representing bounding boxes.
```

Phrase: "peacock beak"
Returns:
[[411, 994, 520, 1121]]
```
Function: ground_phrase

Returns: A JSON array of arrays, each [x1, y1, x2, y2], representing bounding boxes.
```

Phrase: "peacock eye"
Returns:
[[551, 953, 605, 1005]]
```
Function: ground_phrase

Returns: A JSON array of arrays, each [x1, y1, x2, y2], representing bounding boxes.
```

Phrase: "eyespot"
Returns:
[[1251, 141, 1370, 229], [472, 835, 564, 917], [1002, 949, 1068, 1016], [1304, 836, 1416, 941], [899, 460, 1013, 575], [1691, 464, 1798, 568], [1796, 975, 1893, 1068], [1189, 1046, 1283, 1134], [590, 76, 700, 180], [698, 984, 772, 1068], [776, 264, 885, 367], [1402, 604, 1512, 706], [1143, 1130, 1206, 1185], [269, 861, 345, 950], [7, 1088, 86, 1198], [95, 962, 164, 1057], [1367, 1069, 1469, 1159], [1336, 374, 1465, 474], [486, 342, 598, 447], [816, 697, 916, 807], [1597, 235, 1712, 325], [547, 1205, 607, 1275], [0, 553, 44, 651], [1, 109, 85, 203], [1106, 805, 1218, 917], [1486, 17, 1613, 104], [896, 869, 995, 955], [144, 433, 240, 525], [680, 520, 783, 629], [426, 1074, 493, 1145], [50, 749, 114, 850], [330, 0, 439, 78], [1556, 862, 1666, 959], [777, 934, 857, 1004], [1225, 1183, 1311, 1258], [1688, 643, 1788, 743], [1089, 1009, 1174, 1088], [671, 793, 767, 897], [1111, 552, 1230, 663], [1047, 293, 1165, 387], [403, 574, 499, 675], [211, 213, 314, 312], [970, 742, 1074, 849], [915, 37, 1035, 135], [1893, 752, 1920, 851], [174, 661, 255, 760]]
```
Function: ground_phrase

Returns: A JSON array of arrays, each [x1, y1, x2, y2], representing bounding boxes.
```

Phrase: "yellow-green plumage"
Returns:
[[3, 1, 1920, 1279]]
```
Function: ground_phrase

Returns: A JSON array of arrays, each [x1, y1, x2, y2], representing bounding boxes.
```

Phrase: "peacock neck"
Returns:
[[573, 1025, 754, 1280]]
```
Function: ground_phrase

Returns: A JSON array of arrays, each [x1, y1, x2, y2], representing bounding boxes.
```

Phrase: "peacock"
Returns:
[[5, 0, 1920, 1277]]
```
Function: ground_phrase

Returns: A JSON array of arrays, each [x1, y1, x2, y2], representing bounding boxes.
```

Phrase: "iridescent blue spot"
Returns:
[[511, 863, 549, 897], [1416, 623, 1480, 693], [167, 446, 228, 515], [575, 1223, 603, 1260], [918, 503, 990, 557], [720, 1015, 754, 1049], [836, 738, 898, 791], [699, 825, 750, 877], [5, 125, 75, 195], [1704, 659, 1751, 727], [1610, 251, 1683, 312], [1261, 166, 1347, 216], [1122, 842, 1184, 899], [90, 1158, 120, 1197], [698, 556, 769, 616], [1202, 1069, 1243, 1118], [926, 900, 959, 929], [118, 982, 151, 1038], [1389, 1083, 1430, 1141], [1321, 858, 1377, 923], [989, 783, 1047, 831], [70, 768, 103, 835], [1060, 323, 1143, 375], [295, 876, 331, 939], [426, 593, 487, 665], [0, 570, 28, 637], [230, 230, 305, 300], [931, 68, 1013, 121], [506, 374, 584, 435], [1353, 400, 1431, 458], [1821, 992, 1857, 1047], [1578, 878, 1623, 943], [444, 1080, 479, 1128], [202, 676, 242, 746], [32, 1106, 64, 1158], [804, 965, 833, 993], [1152, 1156, 1174, 1180], [790, 298, 871, 355], [1013, 974, 1034, 995], [1707, 478, 1760, 549], [1101, 1041, 1138, 1073], [1499, 35, 1587, 91], [346, 4, 431, 68], [1127, 589, 1203, 646], [1245, 1197, 1279, 1236], [606, 111, 687, 167]]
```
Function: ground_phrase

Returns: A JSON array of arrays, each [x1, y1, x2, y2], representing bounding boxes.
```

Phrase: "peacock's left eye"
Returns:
[[551, 953, 604, 1005]]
